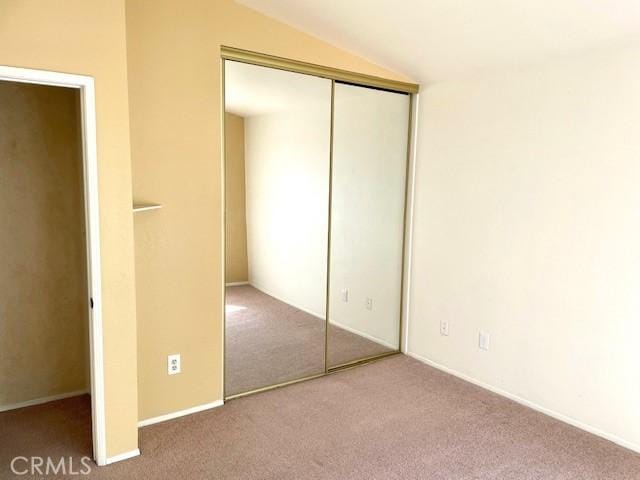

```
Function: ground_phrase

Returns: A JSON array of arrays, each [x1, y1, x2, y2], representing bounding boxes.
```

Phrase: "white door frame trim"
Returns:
[[0, 65, 107, 466]]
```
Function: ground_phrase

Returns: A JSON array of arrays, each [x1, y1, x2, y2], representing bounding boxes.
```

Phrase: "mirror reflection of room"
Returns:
[[224, 60, 411, 398], [327, 83, 410, 367], [224, 61, 331, 397]]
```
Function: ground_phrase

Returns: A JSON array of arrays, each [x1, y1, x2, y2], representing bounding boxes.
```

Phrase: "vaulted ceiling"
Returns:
[[237, 0, 640, 83]]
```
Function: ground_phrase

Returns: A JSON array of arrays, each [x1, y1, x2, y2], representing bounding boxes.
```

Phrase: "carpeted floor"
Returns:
[[225, 285, 392, 396], [1, 355, 639, 479], [0, 394, 93, 476]]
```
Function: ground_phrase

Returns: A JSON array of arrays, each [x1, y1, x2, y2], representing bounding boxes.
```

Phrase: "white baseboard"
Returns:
[[105, 449, 140, 465], [0, 390, 89, 413], [138, 399, 224, 427], [249, 282, 325, 319], [248, 282, 397, 349], [406, 350, 640, 454], [226, 281, 249, 287], [330, 320, 398, 350]]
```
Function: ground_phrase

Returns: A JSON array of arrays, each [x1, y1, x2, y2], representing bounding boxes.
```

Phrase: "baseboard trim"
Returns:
[[105, 449, 140, 465], [248, 282, 397, 349], [226, 281, 249, 287], [406, 350, 640, 454], [330, 320, 397, 350], [138, 399, 224, 427], [249, 282, 325, 319], [0, 390, 89, 413]]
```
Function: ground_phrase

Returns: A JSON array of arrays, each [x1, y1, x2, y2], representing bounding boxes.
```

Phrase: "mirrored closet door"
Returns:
[[224, 60, 331, 397], [223, 50, 414, 399], [327, 83, 410, 368]]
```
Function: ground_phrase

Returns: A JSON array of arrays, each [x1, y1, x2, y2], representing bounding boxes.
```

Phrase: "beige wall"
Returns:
[[224, 113, 248, 284], [126, 0, 411, 420], [0, 82, 88, 407], [0, 0, 138, 458], [408, 45, 640, 451]]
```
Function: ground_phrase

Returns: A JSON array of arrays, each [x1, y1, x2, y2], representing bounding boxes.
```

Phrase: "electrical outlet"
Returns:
[[479, 332, 490, 351], [168, 354, 181, 375], [365, 298, 373, 310], [440, 321, 449, 336], [341, 288, 349, 302]]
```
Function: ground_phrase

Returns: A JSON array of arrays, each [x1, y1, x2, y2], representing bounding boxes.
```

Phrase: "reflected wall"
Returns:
[[224, 60, 412, 398], [224, 61, 331, 397], [327, 83, 410, 367]]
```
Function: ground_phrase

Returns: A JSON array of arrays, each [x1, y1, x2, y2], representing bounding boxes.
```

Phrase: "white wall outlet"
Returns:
[[168, 354, 181, 375], [341, 288, 349, 302], [440, 321, 449, 336], [479, 332, 490, 351], [365, 298, 373, 310]]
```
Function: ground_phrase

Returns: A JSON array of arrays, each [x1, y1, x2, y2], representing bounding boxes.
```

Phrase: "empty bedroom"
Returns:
[[0, 0, 639, 478]]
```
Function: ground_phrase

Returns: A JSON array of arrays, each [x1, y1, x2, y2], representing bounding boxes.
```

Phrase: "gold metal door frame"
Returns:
[[221, 47, 419, 401], [323, 79, 335, 374], [221, 46, 418, 94]]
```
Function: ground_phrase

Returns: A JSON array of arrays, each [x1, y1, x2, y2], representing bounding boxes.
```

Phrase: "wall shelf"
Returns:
[[133, 203, 162, 213]]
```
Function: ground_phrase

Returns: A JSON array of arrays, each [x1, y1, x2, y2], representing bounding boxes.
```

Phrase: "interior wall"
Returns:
[[408, 45, 640, 451], [329, 84, 409, 348], [126, 0, 412, 421], [224, 113, 249, 284], [0, 0, 138, 458], [0, 82, 88, 408], [244, 102, 330, 318]]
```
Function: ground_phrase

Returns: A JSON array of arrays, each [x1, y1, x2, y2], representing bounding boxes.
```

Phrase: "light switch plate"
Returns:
[[479, 332, 490, 351], [341, 288, 349, 302], [440, 321, 449, 336], [365, 298, 373, 310]]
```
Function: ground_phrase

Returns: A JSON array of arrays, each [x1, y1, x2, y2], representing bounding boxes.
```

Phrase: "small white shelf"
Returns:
[[133, 204, 162, 213]]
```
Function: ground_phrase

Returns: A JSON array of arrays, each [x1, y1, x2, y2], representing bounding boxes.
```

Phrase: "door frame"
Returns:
[[0, 65, 107, 465]]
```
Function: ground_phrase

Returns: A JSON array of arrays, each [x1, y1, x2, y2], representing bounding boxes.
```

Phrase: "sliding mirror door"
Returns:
[[224, 61, 331, 397], [327, 82, 410, 368]]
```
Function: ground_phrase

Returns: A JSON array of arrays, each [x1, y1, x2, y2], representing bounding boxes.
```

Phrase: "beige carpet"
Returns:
[[225, 285, 392, 396], [2, 356, 639, 479], [0, 394, 93, 477]]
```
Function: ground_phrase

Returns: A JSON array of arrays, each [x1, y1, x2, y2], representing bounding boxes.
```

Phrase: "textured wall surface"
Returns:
[[0, 0, 138, 458], [409, 46, 640, 451], [0, 82, 88, 407]]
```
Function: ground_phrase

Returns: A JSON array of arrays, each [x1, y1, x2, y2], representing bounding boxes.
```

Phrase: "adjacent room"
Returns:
[[1, 0, 640, 478]]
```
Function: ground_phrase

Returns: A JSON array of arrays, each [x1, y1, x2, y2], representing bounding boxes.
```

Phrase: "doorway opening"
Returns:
[[0, 66, 106, 466]]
